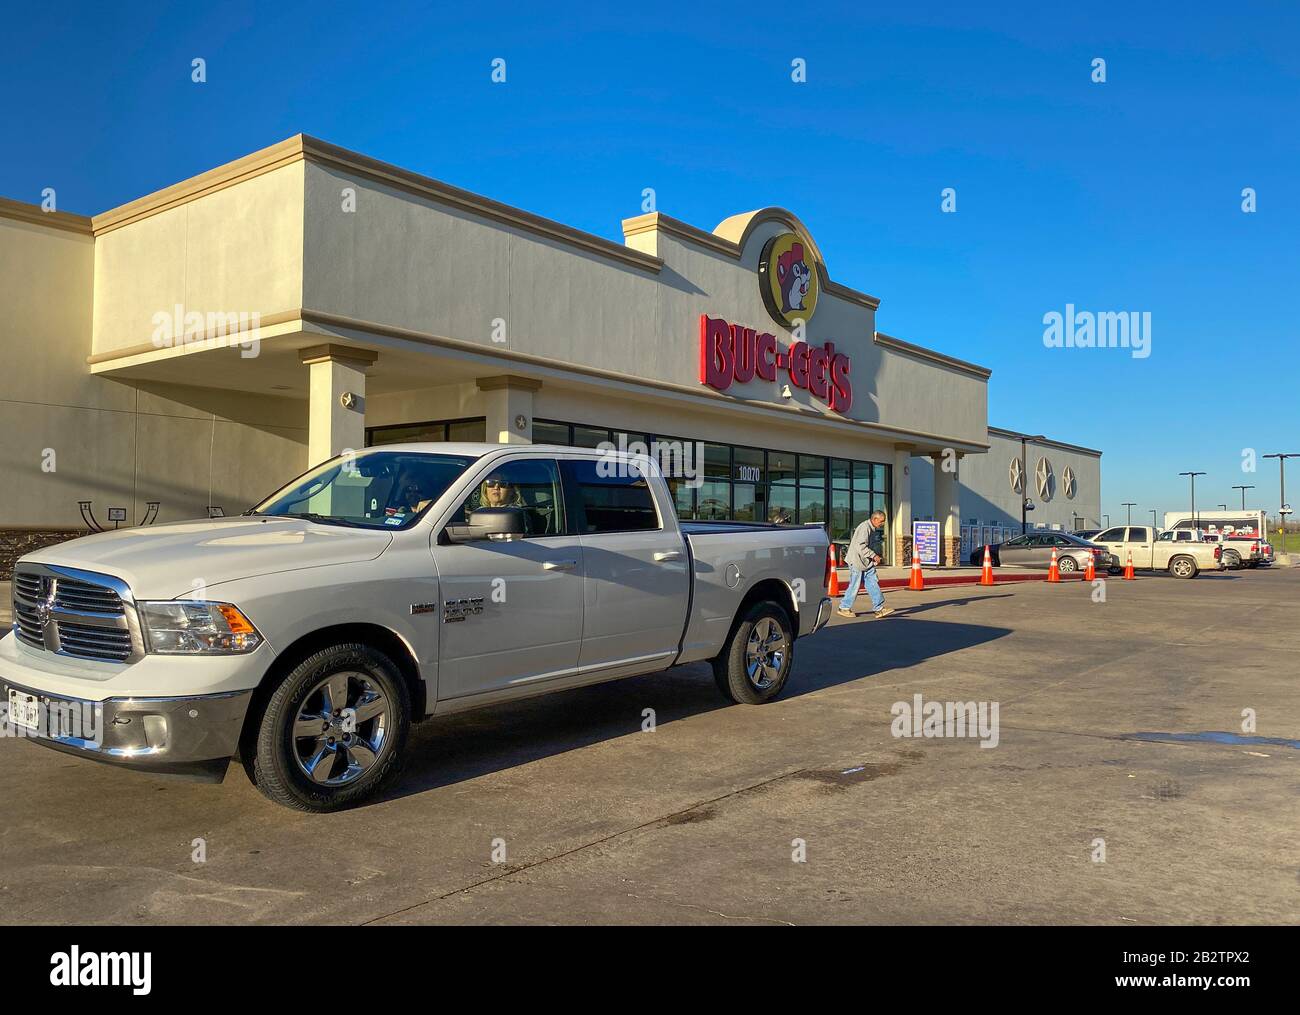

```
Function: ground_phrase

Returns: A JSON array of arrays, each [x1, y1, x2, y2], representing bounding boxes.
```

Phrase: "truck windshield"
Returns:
[[251, 451, 478, 530]]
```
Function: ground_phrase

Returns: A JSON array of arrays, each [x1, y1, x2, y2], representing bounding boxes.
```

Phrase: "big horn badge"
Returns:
[[758, 232, 819, 328]]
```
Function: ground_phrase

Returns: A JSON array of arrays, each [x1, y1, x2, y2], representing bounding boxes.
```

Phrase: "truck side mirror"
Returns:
[[445, 506, 529, 543]]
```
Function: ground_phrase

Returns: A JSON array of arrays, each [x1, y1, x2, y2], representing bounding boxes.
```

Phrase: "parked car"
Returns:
[[967, 530, 1115, 574], [1089, 525, 1224, 578], [1, 445, 833, 812]]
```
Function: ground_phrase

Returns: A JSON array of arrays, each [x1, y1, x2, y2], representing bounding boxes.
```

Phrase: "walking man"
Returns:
[[837, 509, 895, 619]]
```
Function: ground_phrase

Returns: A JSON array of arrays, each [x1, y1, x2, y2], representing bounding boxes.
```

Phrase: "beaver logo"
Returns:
[[758, 232, 819, 328]]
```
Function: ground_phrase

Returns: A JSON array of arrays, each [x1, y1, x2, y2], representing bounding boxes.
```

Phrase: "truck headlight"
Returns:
[[138, 602, 263, 655]]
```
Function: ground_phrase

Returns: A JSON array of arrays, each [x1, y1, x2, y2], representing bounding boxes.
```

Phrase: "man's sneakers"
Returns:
[[839, 605, 895, 620]]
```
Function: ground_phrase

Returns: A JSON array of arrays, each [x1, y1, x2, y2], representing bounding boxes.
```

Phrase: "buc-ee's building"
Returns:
[[0, 134, 1100, 576]]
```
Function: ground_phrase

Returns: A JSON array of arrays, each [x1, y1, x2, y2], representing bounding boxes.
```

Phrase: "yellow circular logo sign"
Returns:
[[758, 232, 819, 328]]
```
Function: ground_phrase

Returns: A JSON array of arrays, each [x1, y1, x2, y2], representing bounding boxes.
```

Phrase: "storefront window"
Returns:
[[571, 425, 611, 448], [671, 479, 696, 519], [734, 446, 764, 484], [733, 483, 759, 522], [830, 489, 852, 542], [534, 420, 571, 445], [853, 461, 873, 493], [448, 419, 486, 442], [767, 483, 796, 525], [767, 450, 797, 485], [367, 417, 486, 446], [697, 479, 731, 520], [505, 419, 889, 554]]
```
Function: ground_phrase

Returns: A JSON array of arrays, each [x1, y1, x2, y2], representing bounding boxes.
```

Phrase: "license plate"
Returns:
[[8, 689, 39, 731]]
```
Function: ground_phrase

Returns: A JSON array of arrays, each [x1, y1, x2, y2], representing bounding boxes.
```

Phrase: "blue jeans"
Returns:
[[840, 567, 885, 612]]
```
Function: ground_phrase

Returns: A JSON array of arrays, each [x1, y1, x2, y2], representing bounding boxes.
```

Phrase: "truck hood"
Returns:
[[22, 517, 394, 599]]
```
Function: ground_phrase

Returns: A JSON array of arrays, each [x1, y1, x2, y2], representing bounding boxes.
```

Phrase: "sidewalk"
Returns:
[[836, 565, 1090, 591]]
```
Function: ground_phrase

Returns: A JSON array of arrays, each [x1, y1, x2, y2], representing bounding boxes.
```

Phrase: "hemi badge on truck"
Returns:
[[410, 603, 438, 616], [442, 597, 485, 623]]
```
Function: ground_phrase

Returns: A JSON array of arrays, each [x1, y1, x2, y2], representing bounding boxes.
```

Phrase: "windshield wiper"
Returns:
[[277, 512, 371, 529]]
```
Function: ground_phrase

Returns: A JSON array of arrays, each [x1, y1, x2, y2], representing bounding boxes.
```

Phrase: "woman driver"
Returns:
[[480, 473, 523, 509]]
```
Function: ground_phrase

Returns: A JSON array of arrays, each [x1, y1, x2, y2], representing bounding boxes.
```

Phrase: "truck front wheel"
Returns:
[[249, 643, 410, 812], [713, 601, 794, 705]]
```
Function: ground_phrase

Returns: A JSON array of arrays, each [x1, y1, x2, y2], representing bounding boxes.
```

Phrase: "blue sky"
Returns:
[[4, 1, 1297, 522]]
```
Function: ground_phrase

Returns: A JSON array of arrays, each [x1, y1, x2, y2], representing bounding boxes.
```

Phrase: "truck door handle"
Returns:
[[543, 559, 577, 571], [653, 550, 683, 562]]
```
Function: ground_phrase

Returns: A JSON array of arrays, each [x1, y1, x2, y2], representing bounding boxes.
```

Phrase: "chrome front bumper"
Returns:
[[1, 678, 253, 780]]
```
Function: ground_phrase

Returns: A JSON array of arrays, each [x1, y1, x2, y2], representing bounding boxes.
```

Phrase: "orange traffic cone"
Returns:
[[1047, 547, 1061, 583], [979, 544, 995, 586], [1084, 552, 1096, 581], [908, 551, 925, 591], [1123, 550, 1136, 580], [827, 543, 842, 597]]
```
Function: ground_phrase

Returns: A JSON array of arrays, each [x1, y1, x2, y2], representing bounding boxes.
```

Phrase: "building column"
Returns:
[[300, 344, 378, 467], [932, 452, 963, 566], [477, 374, 541, 444], [891, 444, 913, 565]]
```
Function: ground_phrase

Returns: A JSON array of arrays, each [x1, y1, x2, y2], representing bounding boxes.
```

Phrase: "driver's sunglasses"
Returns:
[[485, 479, 510, 489]]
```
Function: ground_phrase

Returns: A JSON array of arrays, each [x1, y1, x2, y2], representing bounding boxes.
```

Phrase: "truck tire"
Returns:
[[1222, 549, 1241, 569], [1168, 556, 1198, 579], [249, 642, 410, 812], [712, 601, 794, 705]]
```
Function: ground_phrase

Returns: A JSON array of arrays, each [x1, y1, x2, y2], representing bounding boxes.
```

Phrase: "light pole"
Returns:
[[1149, 509, 1157, 532], [1179, 471, 1206, 531], [1264, 453, 1298, 553], [1122, 502, 1136, 526], [1103, 514, 1110, 527], [1232, 485, 1254, 510], [1019, 434, 1045, 535], [1217, 503, 1227, 510]]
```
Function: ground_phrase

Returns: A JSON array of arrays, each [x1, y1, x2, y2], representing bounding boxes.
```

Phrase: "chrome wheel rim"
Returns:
[[1173, 560, 1193, 578], [745, 617, 788, 690], [292, 671, 389, 787], [1059, 557, 1077, 572]]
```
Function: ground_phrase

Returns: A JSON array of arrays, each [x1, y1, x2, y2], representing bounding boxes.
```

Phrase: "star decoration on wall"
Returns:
[[1035, 456, 1054, 501], [1062, 466, 1076, 499], [1009, 457, 1024, 494]]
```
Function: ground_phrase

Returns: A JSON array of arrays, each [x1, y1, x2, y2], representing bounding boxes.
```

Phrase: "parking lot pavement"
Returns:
[[1, 568, 1296, 925]]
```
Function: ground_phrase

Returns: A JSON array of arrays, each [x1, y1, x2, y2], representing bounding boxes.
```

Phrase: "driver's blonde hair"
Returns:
[[480, 476, 524, 507]]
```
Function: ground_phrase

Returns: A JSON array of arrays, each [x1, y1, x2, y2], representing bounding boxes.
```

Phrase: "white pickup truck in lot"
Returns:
[[2, 445, 832, 811], [1089, 524, 1224, 578]]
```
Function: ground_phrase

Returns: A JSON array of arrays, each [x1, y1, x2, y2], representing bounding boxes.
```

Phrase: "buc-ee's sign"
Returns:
[[699, 315, 853, 413], [698, 229, 852, 412]]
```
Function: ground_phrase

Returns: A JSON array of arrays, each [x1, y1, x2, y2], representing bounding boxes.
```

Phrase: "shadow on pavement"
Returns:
[[382, 615, 1011, 802]]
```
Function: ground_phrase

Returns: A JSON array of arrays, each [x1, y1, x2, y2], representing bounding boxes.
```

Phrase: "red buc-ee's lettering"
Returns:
[[698, 314, 852, 412]]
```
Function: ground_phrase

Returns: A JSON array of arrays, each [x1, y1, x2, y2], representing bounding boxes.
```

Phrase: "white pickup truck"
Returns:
[[1089, 524, 1224, 578], [1, 445, 832, 811]]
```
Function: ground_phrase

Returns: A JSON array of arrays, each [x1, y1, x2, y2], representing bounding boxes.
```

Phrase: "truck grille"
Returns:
[[10, 565, 138, 663]]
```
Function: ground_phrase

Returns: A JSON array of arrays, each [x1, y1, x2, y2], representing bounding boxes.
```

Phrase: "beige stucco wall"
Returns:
[[92, 162, 305, 357], [302, 161, 987, 450], [1, 210, 307, 529]]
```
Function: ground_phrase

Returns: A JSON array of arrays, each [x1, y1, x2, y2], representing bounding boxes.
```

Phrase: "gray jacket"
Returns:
[[846, 520, 885, 571]]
